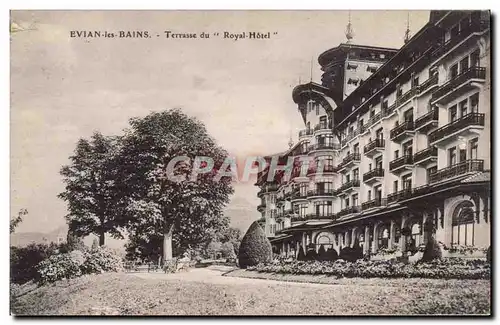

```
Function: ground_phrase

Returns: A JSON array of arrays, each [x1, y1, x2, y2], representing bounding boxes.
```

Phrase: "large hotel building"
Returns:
[[255, 10, 491, 258]]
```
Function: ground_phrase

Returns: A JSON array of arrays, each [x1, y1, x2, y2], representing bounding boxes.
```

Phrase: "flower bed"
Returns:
[[247, 258, 490, 280]]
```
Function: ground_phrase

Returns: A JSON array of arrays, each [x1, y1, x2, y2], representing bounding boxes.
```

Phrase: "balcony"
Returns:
[[314, 122, 332, 135], [428, 112, 485, 145], [337, 179, 360, 195], [336, 206, 361, 218], [431, 67, 486, 104], [387, 188, 413, 204], [361, 198, 387, 211], [257, 202, 266, 212], [414, 109, 439, 133], [389, 155, 413, 174], [416, 74, 439, 95], [341, 129, 360, 147], [431, 19, 490, 62], [307, 164, 336, 176], [290, 189, 308, 202], [396, 87, 418, 107], [337, 153, 361, 172], [309, 143, 341, 153], [298, 128, 313, 140], [429, 159, 484, 184], [413, 147, 438, 166], [363, 168, 384, 184], [305, 213, 336, 221], [382, 102, 397, 118], [257, 183, 279, 197], [390, 120, 415, 142], [365, 112, 382, 130], [364, 138, 385, 157], [307, 188, 335, 198], [290, 215, 306, 223]]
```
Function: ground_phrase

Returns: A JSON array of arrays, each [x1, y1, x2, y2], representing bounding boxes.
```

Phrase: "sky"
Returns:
[[10, 10, 430, 234]]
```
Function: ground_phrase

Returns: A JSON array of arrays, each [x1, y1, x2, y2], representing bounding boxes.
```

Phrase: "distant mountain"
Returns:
[[225, 196, 260, 233]]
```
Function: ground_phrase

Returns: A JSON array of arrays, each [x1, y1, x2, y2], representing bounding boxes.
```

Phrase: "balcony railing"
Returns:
[[308, 188, 335, 197], [397, 87, 418, 105], [414, 108, 439, 130], [299, 128, 313, 137], [389, 155, 413, 171], [314, 122, 332, 131], [336, 206, 361, 218], [257, 184, 279, 197], [383, 102, 397, 117], [341, 129, 360, 147], [339, 153, 361, 169], [290, 190, 308, 200], [431, 66, 486, 102], [305, 213, 336, 220], [413, 146, 438, 164], [387, 188, 413, 204], [338, 179, 360, 193], [363, 168, 384, 182], [431, 20, 490, 60], [309, 143, 341, 151], [429, 112, 485, 144], [365, 112, 382, 129], [361, 197, 387, 210], [307, 164, 336, 175], [429, 159, 484, 184], [417, 74, 438, 94], [364, 138, 385, 154], [390, 120, 415, 140], [257, 203, 266, 210]]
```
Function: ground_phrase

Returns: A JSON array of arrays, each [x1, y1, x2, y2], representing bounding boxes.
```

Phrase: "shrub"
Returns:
[[420, 238, 443, 262], [81, 246, 123, 274], [325, 248, 338, 261], [238, 221, 273, 269], [163, 258, 178, 273], [36, 253, 83, 285], [317, 245, 327, 261], [10, 243, 59, 284], [305, 248, 318, 261], [247, 258, 490, 280], [487, 246, 491, 263]]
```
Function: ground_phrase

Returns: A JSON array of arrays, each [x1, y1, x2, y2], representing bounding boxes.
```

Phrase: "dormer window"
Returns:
[[347, 63, 358, 70]]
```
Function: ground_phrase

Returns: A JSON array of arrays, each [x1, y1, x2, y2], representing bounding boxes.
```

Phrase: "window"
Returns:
[[375, 156, 383, 169], [353, 168, 359, 181], [376, 128, 384, 139], [367, 190, 372, 201], [396, 85, 403, 98], [469, 138, 478, 160], [427, 166, 437, 183], [393, 180, 398, 193], [459, 148, 467, 163], [459, 99, 468, 117], [316, 103, 320, 116], [319, 115, 327, 128], [449, 105, 458, 122], [448, 147, 457, 166], [404, 108, 414, 122], [353, 143, 360, 154], [450, 63, 459, 79], [470, 93, 479, 113], [470, 49, 480, 67], [452, 201, 475, 246], [352, 194, 359, 207], [411, 74, 419, 88], [345, 173, 351, 183], [359, 119, 364, 127], [382, 100, 388, 110], [402, 174, 412, 190], [345, 197, 350, 208], [299, 204, 307, 217], [374, 185, 382, 199], [378, 225, 390, 249], [368, 163, 372, 171], [316, 201, 333, 216], [394, 150, 399, 159], [403, 140, 413, 156], [460, 56, 469, 74]]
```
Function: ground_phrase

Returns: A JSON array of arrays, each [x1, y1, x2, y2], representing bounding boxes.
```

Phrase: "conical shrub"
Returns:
[[297, 246, 306, 260], [317, 245, 327, 261], [420, 237, 442, 262], [238, 221, 272, 269]]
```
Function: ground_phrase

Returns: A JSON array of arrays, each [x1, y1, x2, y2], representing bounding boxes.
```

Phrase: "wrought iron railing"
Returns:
[[429, 159, 484, 184], [389, 155, 413, 171], [390, 120, 415, 140], [415, 108, 439, 130], [363, 168, 384, 182], [364, 138, 385, 154], [361, 198, 387, 210], [428, 112, 485, 143], [431, 67, 486, 101], [413, 146, 438, 163]]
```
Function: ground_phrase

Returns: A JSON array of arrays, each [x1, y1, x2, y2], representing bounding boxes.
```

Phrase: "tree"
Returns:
[[59, 132, 125, 246], [238, 221, 272, 268], [10, 209, 27, 234], [219, 227, 242, 255], [221, 242, 236, 259], [117, 109, 234, 263]]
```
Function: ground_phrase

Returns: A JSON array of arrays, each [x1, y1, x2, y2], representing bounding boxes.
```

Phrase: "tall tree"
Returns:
[[59, 132, 124, 246], [117, 109, 234, 262]]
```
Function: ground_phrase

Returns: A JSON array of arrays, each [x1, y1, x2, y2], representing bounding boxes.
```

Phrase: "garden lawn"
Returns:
[[11, 271, 490, 316]]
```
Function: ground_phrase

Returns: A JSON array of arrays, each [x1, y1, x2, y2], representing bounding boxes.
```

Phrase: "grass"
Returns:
[[10, 270, 491, 316]]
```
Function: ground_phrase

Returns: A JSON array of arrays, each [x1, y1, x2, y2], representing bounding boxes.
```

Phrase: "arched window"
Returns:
[[409, 222, 422, 248], [452, 201, 475, 245], [316, 234, 333, 251]]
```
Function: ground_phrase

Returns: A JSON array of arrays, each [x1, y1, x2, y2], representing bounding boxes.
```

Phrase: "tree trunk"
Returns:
[[99, 230, 105, 246], [162, 223, 174, 263]]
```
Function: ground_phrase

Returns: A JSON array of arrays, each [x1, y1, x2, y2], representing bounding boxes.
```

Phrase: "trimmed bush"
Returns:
[[317, 245, 327, 261], [421, 238, 443, 262], [325, 248, 338, 261], [247, 258, 490, 280], [297, 246, 306, 261], [305, 248, 318, 261], [238, 221, 273, 269], [81, 246, 123, 274]]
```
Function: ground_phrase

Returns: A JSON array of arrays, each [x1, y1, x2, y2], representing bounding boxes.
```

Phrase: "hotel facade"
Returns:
[[255, 10, 491, 259]]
